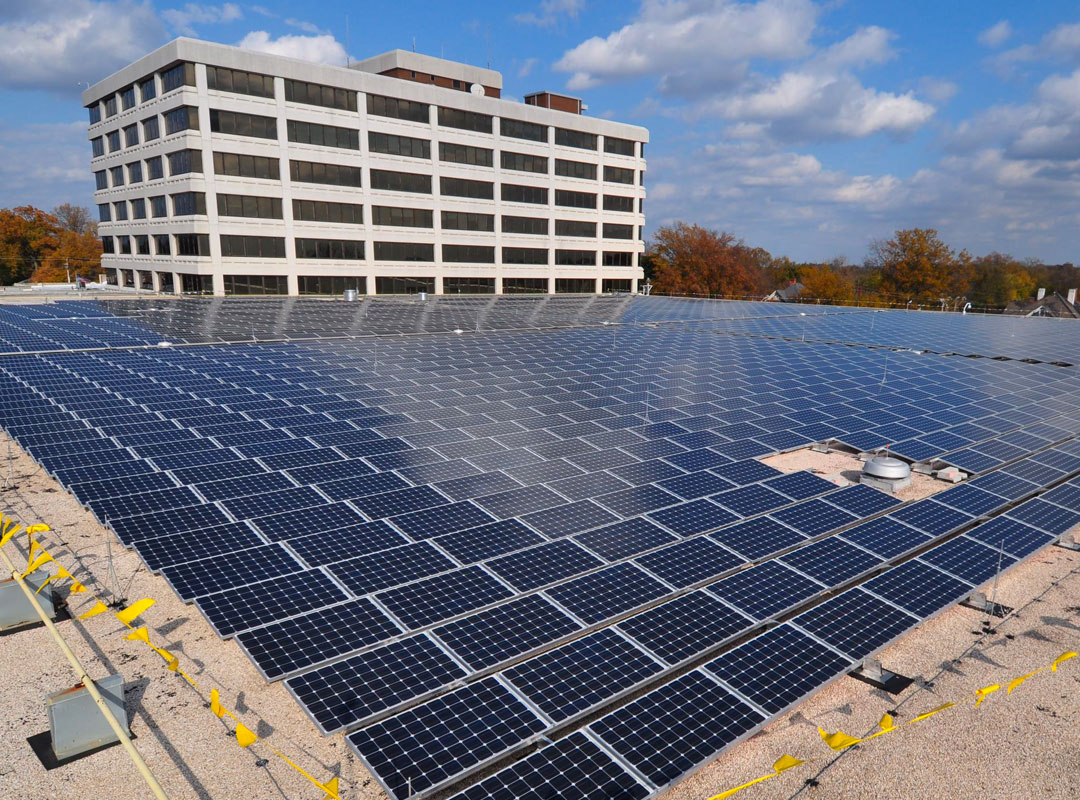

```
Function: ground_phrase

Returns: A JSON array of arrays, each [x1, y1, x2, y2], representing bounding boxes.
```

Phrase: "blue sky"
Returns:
[[3, 0, 1080, 264]]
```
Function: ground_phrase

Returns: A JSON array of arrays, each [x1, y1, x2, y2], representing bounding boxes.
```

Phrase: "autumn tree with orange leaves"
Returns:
[[0, 204, 102, 284], [650, 222, 769, 298]]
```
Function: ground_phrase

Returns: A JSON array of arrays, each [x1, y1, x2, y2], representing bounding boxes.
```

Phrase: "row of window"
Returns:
[[88, 63, 191, 124]]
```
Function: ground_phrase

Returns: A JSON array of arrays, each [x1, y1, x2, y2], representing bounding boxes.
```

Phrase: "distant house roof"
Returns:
[[1003, 292, 1080, 319], [764, 281, 807, 302]]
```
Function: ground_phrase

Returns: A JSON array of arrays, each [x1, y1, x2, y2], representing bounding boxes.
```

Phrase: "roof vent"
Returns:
[[860, 455, 911, 493]]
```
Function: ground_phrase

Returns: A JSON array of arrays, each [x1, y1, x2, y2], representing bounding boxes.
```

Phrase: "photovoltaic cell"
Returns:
[[519, 500, 619, 538], [647, 498, 739, 536], [434, 519, 546, 564], [887, 499, 973, 536], [617, 591, 752, 665], [110, 503, 230, 545], [546, 563, 671, 624], [574, 518, 679, 561], [596, 484, 680, 517], [860, 560, 972, 618], [486, 539, 605, 592], [388, 501, 495, 539], [821, 483, 902, 517], [769, 499, 858, 537], [378, 566, 514, 630], [965, 516, 1055, 558], [778, 537, 883, 585], [838, 517, 933, 559], [918, 536, 1018, 585], [708, 560, 825, 621], [1006, 497, 1080, 535], [250, 501, 369, 541], [932, 484, 1009, 516], [162, 543, 304, 600], [710, 516, 807, 560], [328, 542, 456, 596], [133, 522, 264, 572], [792, 588, 918, 660], [284, 521, 409, 566], [762, 471, 837, 501]]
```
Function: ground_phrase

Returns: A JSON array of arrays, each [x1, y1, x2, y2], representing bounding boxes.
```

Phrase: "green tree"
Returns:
[[968, 252, 1036, 308]]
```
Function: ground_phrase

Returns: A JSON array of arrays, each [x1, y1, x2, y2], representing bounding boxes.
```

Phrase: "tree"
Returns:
[[0, 206, 59, 285], [968, 252, 1035, 308], [650, 222, 765, 298], [52, 203, 95, 236], [796, 263, 856, 306], [869, 228, 972, 304]]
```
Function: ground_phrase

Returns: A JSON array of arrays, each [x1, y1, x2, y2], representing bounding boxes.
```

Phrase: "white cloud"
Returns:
[[515, 0, 586, 28], [978, 20, 1013, 48], [814, 25, 896, 70], [517, 57, 539, 78], [236, 31, 348, 66], [162, 3, 241, 36], [0, 0, 167, 93], [918, 77, 959, 104], [0, 121, 93, 209]]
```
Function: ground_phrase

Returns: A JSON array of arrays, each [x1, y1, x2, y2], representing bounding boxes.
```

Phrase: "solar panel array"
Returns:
[[1, 296, 1079, 799]]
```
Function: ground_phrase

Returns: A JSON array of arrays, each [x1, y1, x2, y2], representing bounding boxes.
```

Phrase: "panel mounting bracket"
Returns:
[[848, 658, 913, 694], [1055, 532, 1080, 552], [961, 590, 1012, 618]]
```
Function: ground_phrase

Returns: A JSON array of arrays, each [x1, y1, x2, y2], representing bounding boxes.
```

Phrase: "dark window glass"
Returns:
[[223, 275, 289, 295], [112, 202, 128, 221], [443, 244, 494, 263], [123, 124, 139, 147], [501, 215, 548, 235], [500, 118, 546, 142], [366, 94, 429, 123], [503, 247, 547, 265], [104, 96, 117, 118], [501, 151, 548, 174], [603, 194, 634, 213], [175, 233, 211, 256], [291, 199, 363, 225], [135, 234, 150, 255], [603, 278, 633, 292], [97, 204, 111, 222], [154, 234, 170, 255], [370, 169, 431, 193], [284, 79, 357, 111], [180, 273, 213, 293], [219, 235, 286, 258], [109, 166, 124, 186], [127, 161, 142, 183], [167, 149, 202, 176], [603, 223, 634, 240], [298, 276, 366, 295], [142, 116, 160, 141], [444, 278, 495, 294], [368, 131, 430, 159], [375, 276, 435, 294], [164, 106, 199, 135], [146, 156, 164, 180], [604, 165, 635, 184], [441, 211, 494, 231], [158, 272, 174, 292], [371, 206, 433, 227], [373, 242, 434, 262], [286, 119, 357, 149], [555, 159, 596, 180], [94, 171, 108, 190], [438, 107, 492, 133], [502, 184, 547, 204], [555, 220, 596, 238], [216, 152, 281, 180], [556, 278, 596, 292], [131, 198, 146, 220], [289, 159, 361, 186], [117, 236, 131, 255], [171, 191, 206, 216], [120, 86, 136, 110], [101, 236, 115, 254], [555, 249, 595, 266], [604, 136, 635, 156], [161, 63, 196, 93], [503, 277, 547, 293], [150, 196, 167, 218], [603, 251, 633, 266], [206, 66, 275, 99], [295, 238, 366, 259], [440, 177, 494, 200], [212, 110, 277, 140], [218, 194, 283, 219], [439, 142, 493, 166], [139, 77, 156, 102], [91, 137, 105, 158], [107, 131, 121, 152], [88, 105, 101, 124], [554, 128, 597, 150], [554, 189, 596, 209]]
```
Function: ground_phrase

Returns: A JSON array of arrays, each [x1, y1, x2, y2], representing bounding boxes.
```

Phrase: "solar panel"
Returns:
[[647, 498, 740, 536], [109, 503, 231, 545], [328, 542, 456, 596], [838, 516, 933, 559], [708, 559, 825, 620], [792, 587, 919, 660], [162, 543, 304, 600], [194, 569, 350, 637], [486, 539, 605, 592], [778, 537, 884, 585], [315, 472, 410, 502], [519, 500, 619, 538], [763, 471, 837, 501], [861, 559, 974, 618], [1005, 497, 1080, 535], [887, 499, 973, 536], [933, 484, 1009, 516], [133, 522, 264, 572], [709, 459, 783, 485], [574, 518, 679, 561], [919, 536, 1019, 585], [617, 591, 752, 665], [822, 483, 902, 516], [284, 520, 408, 566], [545, 563, 671, 624], [377, 566, 514, 630], [388, 501, 496, 539], [710, 515, 807, 560], [965, 515, 1056, 558], [769, 499, 858, 536]]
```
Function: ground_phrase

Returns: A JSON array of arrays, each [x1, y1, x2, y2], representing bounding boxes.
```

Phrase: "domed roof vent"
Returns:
[[860, 454, 911, 492]]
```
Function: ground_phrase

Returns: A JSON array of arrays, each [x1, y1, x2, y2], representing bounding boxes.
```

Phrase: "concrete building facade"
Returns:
[[82, 39, 649, 296]]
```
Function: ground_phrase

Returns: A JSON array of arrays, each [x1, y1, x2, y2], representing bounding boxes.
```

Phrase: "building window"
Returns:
[[139, 76, 156, 102], [146, 156, 164, 180], [131, 198, 146, 219], [603, 223, 634, 240], [104, 96, 117, 118], [440, 177, 493, 200], [150, 196, 167, 218], [371, 206, 433, 228], [212, 110, 277, 140], [218, 194, 283, 219], [444, 277, 495, 294], [91, 137, 105, 158], [443, 244, 494, 263], [219, 235, 286, 258], [117, 236, 132, 255], [88, 104, 101, 124], [555, 159, 597, 180], [603, 252, 633, 267], [127, 161, 143, 183], [375, 276, 435, 294], [604, 165, 635, 184], [299, 276, 366, 295], [370, 169, 431, 194], [295, 238, 366, 259], [158, 272, 174, 292], [604, 137, 635, 156], [555, 128, 597, 151], [501, 184, 548, 205], [503, 277, 547, 294], [439, 142, 493, 167], [171, 191, 207, 216], [160, 62, 196, 94], [154, 234, 170, 255], [113, 201, 128, 221], [367, 94, 429, 123], [223, 275, 289, 295], [107, 130, 121, 152], [501, 215, 548, 235], [286, 119, 357, 149], [556, 278, 596, 293], [167, 149, 202, 176], [503, 247, 547, 265], [164, 106, 200, 135], [284, 79, 357, 111], [121, 86, 136, 111], [603, 278, 632, 293], [206, 66, 275, 98], [216, 152, 281, 180], [603, 195, 634, 213], [292, 199, 363, 224], [554, 189, 596, 209], [143, 116, 160, 141], [438, 107, 492, 133], [368, 131, 430, 159], [97, 204, 111, 222], [122, 124, 139, 148], [101, 236, 115, 254], [441, 211, 494, 231], [555, 249, 595, 266], [501, 151, 548, 174], [135, 234, 150, 255], [94, 171, 108, 190], [555, 220, 596, 238], [373, 242, 434, 262], [109, 166, 125, 187], [500, 118, 546, 142], [288, 159, 360, 186]]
